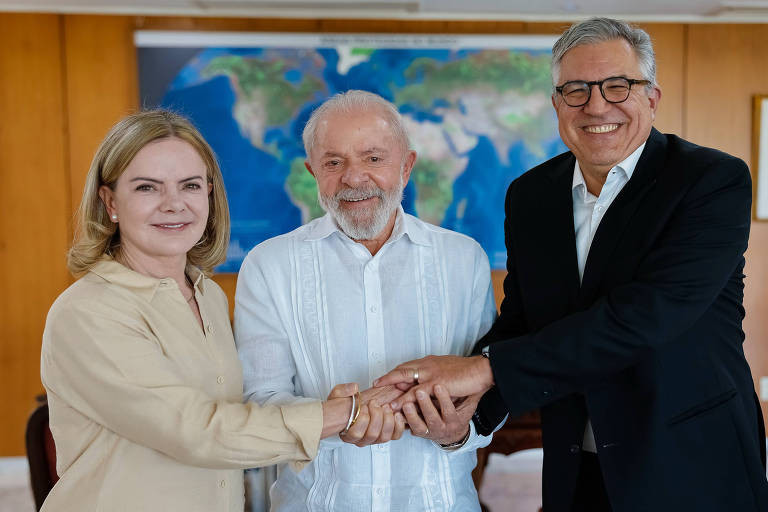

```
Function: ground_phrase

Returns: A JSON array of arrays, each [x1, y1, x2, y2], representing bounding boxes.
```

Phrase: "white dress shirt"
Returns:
[[573, 143, 645, 452], [235, 207, 497, 511]]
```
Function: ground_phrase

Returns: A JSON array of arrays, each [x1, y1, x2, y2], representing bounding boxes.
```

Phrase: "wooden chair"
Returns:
[[472, 410, 543, 512], [25, 397, 58, 511]]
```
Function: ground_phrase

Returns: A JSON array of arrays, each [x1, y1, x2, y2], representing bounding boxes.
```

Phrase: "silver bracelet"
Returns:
[[343, 393, 357, 433]]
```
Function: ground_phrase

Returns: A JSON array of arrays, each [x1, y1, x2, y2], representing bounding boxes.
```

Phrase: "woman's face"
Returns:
[[99, 137, 212, 268]]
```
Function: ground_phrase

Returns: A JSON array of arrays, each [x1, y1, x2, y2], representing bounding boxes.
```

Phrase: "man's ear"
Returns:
[[305, 160, 316, 178], [401, 150, 417, 185], [648, 85, 662, 120]]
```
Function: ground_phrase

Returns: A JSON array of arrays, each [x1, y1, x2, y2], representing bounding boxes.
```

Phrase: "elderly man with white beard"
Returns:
[[234, 90, 497, 511]]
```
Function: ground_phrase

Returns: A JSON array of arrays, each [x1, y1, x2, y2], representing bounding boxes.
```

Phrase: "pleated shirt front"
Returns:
[[235, 209, 497, 511]]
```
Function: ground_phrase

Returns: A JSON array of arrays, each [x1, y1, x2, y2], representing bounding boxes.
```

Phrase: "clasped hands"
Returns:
[[327, 370, 481, 448]]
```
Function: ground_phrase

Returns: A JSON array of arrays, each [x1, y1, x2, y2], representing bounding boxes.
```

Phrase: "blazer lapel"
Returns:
[[579, 128, 667, 302], [535, 154, 581, 319]]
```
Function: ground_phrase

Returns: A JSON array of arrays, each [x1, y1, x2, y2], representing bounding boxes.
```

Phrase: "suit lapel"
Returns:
[[535, 154, 580, 318], [579, 128, 667, 301]]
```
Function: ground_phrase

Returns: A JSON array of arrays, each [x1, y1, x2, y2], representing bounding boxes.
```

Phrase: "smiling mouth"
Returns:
[[583, 123, 620, 134], [152, 223, 190, 229]]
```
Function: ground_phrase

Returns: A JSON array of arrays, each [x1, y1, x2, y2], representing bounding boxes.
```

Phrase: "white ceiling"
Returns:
[[2, 0, 768, 22]]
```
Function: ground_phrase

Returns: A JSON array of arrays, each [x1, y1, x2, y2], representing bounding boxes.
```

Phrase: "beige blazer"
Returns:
[[40, 257, 321, 512]]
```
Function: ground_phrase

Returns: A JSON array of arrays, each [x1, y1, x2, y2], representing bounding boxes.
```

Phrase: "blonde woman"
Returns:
[[40, 110, 403, 512]]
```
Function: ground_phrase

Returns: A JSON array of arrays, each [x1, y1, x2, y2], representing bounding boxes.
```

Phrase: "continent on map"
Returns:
[[203, 54, 324, 155], [402, 116, 472, 225], [396, 51, 555, 162], [285, 156, 323, 222], [394, 50, 555, 224]]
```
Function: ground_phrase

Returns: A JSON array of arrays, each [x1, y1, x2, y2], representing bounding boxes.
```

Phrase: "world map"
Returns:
[[137, 33, 566, 271]]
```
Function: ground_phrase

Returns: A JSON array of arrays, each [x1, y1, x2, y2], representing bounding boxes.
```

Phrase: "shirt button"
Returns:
[[217, 376, 224, 384], [206, 324, 215, 334], [376, 488, 384, 496], [219, 480, 226, 488], [597, 206, 604, 212], [369, 305, 377, 313]]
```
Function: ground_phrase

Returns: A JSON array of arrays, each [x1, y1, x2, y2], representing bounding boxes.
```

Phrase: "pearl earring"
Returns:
[[111, 214, 118, 222]]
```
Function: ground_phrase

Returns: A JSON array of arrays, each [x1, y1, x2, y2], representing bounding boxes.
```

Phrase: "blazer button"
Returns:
[[569, 444, 580, 454]]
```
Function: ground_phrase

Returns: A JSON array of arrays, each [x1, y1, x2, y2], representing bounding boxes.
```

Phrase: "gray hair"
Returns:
[[551, 17, 656, 87], [302, 90, 410, 157]]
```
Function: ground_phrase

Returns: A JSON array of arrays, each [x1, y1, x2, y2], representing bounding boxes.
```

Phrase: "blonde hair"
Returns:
[[67, 110, 230, 277]]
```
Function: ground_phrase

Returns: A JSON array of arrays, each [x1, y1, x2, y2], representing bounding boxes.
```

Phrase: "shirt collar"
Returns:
[[396, 207, 432, 247], [572, 141, 646, 200], [90, 255, 206, 302], [304, 206, 432, 247]]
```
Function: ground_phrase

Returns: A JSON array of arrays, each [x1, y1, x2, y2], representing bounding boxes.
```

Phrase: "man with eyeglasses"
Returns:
[[376, 17, 768, 512]]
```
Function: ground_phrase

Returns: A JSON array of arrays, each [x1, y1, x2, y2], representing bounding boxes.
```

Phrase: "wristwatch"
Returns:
[[481, 345, 490, 359]]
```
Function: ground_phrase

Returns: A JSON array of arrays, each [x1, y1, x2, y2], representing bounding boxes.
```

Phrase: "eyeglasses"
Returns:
[[555, 76, 652, 107]]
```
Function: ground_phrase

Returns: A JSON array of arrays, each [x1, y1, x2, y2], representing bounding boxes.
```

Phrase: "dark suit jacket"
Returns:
[[473, 128, 768, 512]]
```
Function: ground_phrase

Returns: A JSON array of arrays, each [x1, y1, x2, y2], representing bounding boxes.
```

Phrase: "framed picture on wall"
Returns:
[[752, 95, 768, 220]]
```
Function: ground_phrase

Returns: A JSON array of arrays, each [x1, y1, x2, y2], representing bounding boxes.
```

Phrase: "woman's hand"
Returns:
[[340, 402, 406, 447], [322, 383, 406, 445], [359, 383, 405, 407]]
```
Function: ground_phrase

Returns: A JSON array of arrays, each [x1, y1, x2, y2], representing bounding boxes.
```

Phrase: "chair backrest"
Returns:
[[25, 400, 59, 511]]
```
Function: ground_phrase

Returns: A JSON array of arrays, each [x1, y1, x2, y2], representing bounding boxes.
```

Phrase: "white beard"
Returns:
[[318, 174, 404, 241]]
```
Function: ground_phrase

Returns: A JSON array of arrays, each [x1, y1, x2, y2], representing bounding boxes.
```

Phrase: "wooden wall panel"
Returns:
[[686, 24, 768, 421], [64, 15, 139, 214], [0, 13, 70, 456], [641, 24, 685, 136]]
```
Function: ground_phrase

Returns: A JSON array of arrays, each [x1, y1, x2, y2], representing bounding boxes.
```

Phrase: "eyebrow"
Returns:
[[319, 148, 389, 158], [360, 148, 389, 155], [129, 175, 205, 183]]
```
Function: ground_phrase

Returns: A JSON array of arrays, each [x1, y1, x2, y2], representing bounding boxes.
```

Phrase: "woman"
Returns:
[[40, 110, 402, 511]]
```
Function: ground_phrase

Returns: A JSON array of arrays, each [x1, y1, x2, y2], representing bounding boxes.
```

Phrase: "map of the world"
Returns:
[[137, 32, 566, 272]]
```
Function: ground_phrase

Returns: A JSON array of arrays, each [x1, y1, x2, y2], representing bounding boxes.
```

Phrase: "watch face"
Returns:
[[481, 345, 490, 358]]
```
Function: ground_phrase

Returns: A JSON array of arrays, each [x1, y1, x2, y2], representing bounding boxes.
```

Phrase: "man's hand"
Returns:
[[402, 385, 483, 445], [373, 355, 494, 410]]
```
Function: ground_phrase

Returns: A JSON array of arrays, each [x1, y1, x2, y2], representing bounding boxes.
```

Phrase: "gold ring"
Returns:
[[424, 427, 429, 437], [413, 369, 419, 382]]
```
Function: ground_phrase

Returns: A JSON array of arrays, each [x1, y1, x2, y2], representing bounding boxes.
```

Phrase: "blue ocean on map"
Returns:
[[140, 42, 567, 272]]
